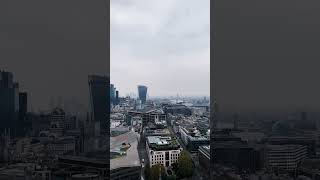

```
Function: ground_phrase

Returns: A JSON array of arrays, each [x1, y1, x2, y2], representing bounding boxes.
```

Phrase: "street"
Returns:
[[167, 126, 206, 180]]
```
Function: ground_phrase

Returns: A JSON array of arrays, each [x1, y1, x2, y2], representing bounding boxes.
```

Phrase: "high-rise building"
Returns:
[[88, 75, 109, 136], [115, 90, 119, 105], [137, 85, 147, 104], [17, 92, 28, 136], [110, 84, 116, 105], [0, 71, 13, 88], [18, 92, 27, 120], [0, 71, 19, 136]]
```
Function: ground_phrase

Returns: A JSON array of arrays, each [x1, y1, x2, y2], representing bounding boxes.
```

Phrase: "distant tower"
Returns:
[[110, 84, 116, 105], [0, 71, 19, 136], [88, 75, 109, 136], [137, 85, 147, 104], [18, 92, 28, 136], [115, 90, 119, 105]]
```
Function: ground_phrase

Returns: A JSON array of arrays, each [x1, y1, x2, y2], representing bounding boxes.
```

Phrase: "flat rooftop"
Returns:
[[180, 127, 209, 141], [110, 131, 141, 170], [147, 136, 181, 151], [145, 128, 170, 135], [266, 144, 306, 152]]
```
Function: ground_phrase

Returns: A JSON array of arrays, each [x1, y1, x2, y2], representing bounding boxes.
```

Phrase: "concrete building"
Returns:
[[267, 136, 316, 157], [164, 104, 192, 116], [179, 126, 209, 152], [0, 163, 51, 180], [212, 141, 264, 172], [266, 144, 307, 172], [48, 137, 76, 155], [128, 109, 166, 127], [146, 136, 183, 168]]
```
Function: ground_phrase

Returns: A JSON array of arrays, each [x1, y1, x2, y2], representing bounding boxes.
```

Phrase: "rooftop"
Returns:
[[147, 136, 181, 151], [110, 131, 140, 170], [180, 127, 209, 141], [212, 141, 251, 149], [266, 144, 306, 151], [145, 128, 170, 136]]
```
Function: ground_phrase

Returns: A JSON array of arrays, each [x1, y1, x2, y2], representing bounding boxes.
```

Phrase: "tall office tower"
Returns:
[[110, 84, 115, 105], [115, 90, 119, 105], [88, 75, 109, 136], [0, 71, 19, 136], [19, 92, 27, 119], [18, 92, 28, 136], [137, 85, 147, 104], [0, 71, 13, 88]]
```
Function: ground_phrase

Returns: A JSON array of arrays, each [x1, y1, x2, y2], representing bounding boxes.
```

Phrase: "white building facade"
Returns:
[[146, 136, 183, 167]]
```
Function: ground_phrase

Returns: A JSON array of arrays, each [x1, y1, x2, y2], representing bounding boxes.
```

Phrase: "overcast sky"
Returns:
[[110, 0, 210, 97], [0, 0, 108, 114]]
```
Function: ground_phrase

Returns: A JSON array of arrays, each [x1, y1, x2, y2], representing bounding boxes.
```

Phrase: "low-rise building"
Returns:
[[146, 136, 182, 168], [48, 137, 75, 155], [180, 126, 209, 152]]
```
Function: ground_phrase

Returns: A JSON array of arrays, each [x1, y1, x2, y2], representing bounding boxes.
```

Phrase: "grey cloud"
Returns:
[[111, 0, 210, 96]]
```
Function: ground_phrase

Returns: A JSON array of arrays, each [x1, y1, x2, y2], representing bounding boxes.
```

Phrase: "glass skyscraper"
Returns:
[[137, 85, 147, 104], [88, 75, 109, 136]]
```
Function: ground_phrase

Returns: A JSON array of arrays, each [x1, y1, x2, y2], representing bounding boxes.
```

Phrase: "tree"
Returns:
[[177, 150, 194, 178], [165, 175, 177, 180], [172, 162, 178, 172], [150, 164, 166, 180], [145, 164, 151, 180]]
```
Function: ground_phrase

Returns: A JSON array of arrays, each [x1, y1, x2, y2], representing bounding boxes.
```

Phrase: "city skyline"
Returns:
[[110, 0, 210, 97], [110, 83, 210, 99]]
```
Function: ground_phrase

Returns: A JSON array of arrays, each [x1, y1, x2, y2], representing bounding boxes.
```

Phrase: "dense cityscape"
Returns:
[[4, 69, 320, 180], [3, 0, 320, 180], [0, 70, 110, 179], [210, 103, 320, 180], [110, 83, 210, 180], [0, 70, 211, 180]]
